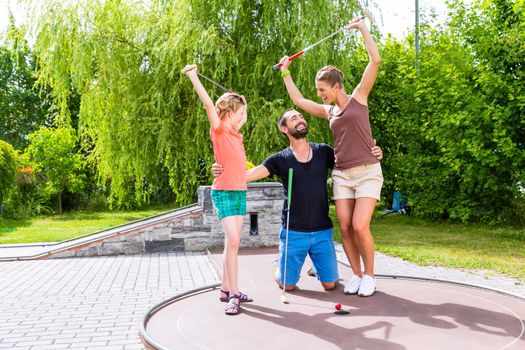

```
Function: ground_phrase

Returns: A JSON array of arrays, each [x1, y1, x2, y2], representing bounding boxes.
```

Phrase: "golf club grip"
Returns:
[[287, 168, 293, 208], [273, 51, 305, 70]]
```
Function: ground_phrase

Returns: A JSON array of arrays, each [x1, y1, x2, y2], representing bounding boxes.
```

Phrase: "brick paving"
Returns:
[[0, 253, 219, 350], [0, 246, 523, 349]]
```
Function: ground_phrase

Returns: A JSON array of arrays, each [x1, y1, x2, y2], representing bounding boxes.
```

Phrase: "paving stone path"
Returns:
[[0, 253, 219, 350]]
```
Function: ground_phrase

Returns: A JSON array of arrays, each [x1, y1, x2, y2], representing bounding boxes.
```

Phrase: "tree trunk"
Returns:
[[58, 193, 62, 213]]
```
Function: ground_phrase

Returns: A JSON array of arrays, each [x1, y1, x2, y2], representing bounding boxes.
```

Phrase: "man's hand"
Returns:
[[372, 146, 383, 160], [211, 163, 224, 177], [371, 139, 383, 160]]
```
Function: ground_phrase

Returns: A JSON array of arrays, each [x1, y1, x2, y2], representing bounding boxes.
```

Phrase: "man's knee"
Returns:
[[321, 281, 336, 290], [273, 271, 296, 291], [283, 284, 296, 291], [275, 279, 296, 291]]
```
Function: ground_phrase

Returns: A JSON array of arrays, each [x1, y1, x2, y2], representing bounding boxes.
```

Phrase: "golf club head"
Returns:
[[280, 294, 289, 304]]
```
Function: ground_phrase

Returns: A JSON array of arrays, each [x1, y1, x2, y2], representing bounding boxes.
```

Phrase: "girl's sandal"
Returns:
[[219, 289, 230, 302], [225, 294, 241, 315], [238, 292, 253, 302], [220, 290, 253, 303]]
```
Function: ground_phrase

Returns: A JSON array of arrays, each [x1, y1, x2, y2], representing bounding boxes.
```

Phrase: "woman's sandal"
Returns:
[[219, 289, 253, 303], [225, 294, 241, 315]]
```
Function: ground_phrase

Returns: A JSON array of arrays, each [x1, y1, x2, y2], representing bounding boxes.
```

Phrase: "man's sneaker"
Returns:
[[344, 275, 362, 295], [358, 275, 376, 297]]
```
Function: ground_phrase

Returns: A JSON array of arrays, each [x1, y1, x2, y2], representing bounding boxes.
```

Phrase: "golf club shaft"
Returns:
[[282, 168, 293, 299], [273, 16, 365, 70], [196, 72, 235, 94]]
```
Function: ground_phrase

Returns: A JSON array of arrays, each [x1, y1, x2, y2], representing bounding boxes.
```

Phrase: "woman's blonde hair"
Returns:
[[215, 93, 245, 119], [316, 65, 344, 89]]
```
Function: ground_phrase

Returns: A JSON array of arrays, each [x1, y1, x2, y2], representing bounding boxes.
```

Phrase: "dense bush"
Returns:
[[25, 126, 86, 213], [0, 140, 17, 208]]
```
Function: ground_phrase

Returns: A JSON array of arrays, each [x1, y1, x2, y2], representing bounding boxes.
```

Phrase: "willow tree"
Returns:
[[28, 0, 366, 207]]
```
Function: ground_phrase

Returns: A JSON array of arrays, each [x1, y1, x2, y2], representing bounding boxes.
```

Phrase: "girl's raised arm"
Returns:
[[181, 64, 221, 129]]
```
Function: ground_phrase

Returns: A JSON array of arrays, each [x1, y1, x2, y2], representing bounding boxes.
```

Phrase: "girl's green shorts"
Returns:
[[210, 190, 247, 220]]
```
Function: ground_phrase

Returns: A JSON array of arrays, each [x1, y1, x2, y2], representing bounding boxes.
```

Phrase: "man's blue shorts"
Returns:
[[277, 228, 339, 286]]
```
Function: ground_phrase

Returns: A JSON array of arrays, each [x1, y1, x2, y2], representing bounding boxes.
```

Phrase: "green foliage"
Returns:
[[29, 0, 361, 207], [0, 140, 17, 204], [25, 126, 86, 212], [1, 152, 49, 219], [25, 0, 525, 224], [0, 18, 52, 149], [374, 0, 525, 224]]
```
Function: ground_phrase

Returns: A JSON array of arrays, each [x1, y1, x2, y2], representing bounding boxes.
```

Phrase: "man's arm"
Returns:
[[247, 165, 270, 182], [211, 163, 270, 183]]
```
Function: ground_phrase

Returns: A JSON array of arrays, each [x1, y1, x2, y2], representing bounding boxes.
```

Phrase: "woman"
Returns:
[[278, 15, 382, 297]]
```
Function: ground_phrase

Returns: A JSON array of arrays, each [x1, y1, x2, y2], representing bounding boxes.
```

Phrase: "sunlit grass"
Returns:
[[0, 206, 173, 244], [2, 205, 523, 281], [330, 207, 525, 280]]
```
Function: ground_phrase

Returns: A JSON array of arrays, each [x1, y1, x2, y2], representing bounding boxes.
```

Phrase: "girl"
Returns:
[[181, 64, 253, 314], [278, 15, 382, 297]]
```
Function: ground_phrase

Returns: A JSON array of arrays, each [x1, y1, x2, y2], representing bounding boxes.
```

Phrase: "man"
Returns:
[[213, 109, 383, 291]]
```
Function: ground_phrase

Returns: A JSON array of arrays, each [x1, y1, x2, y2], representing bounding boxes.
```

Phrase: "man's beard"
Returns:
[[289, 123, 308, 139]]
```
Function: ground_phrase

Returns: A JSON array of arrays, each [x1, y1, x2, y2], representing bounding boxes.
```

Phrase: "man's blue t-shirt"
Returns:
[[263, 143, 335, 232]]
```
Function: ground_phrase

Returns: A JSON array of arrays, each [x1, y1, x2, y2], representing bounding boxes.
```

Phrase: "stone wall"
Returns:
[[50, 182, 284, 258], [195, 182, 283, 251]]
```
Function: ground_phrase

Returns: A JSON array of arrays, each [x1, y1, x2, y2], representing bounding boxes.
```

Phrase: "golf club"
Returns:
[[196, 72, 237, 94], [273, 9, 375, 70], [181, 64, 237, 94], [281, 168, 294, 304]]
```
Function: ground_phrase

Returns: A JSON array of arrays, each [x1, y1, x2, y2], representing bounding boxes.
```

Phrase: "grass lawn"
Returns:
[[330, 207, 525, 282], [0, 206, 173, 245], [1, 206, 523, 282]]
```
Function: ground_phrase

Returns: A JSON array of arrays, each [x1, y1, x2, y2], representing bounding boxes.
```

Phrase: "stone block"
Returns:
[[120, 233, 144, 243], [191, 215, 204, 225], [171, 225, 211, 234], [148, 227, 171, 240], [185, 237, 224, 251], [50, 249, 77, 259], [170, 230, 213, 241], [152, 222, 169, 229], [141, 230, 156, 241], [74, 244, 102, 257], [246, 201, 274, 211], [145, 239, 185, 252], [100, 241, 144, 255]]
